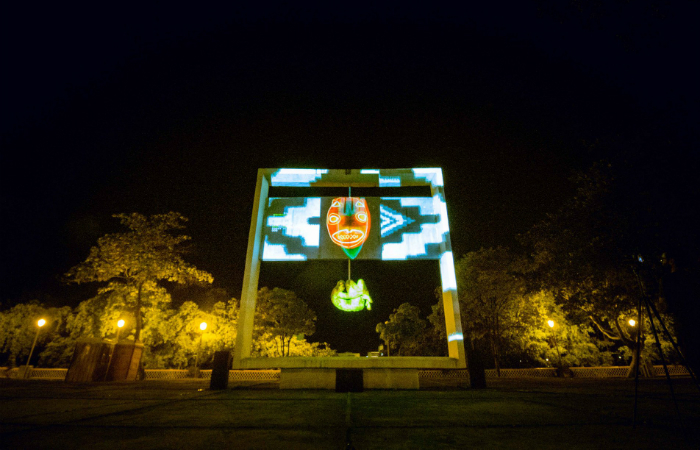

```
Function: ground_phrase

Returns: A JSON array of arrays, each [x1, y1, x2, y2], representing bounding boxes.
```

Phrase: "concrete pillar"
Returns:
[[431, 182, 467, 369], [233, 170, 269, 368]]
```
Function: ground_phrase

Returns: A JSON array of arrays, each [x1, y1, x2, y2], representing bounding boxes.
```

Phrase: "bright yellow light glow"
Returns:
[[117, 319, 125, 328], [547, 320, 554, 328], [629, 319, 636, 327], [200, 322, 207, 331], [37, 319, 46, 327]]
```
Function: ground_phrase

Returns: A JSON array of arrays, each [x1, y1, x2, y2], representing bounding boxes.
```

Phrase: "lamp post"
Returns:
[[116, 319, 125, 341], [628, 318, 638, 367], [548, 320, 563, 372], [104, 319, 126, 381], [194, 322, 207, 378], [24, 319, 46, 379]]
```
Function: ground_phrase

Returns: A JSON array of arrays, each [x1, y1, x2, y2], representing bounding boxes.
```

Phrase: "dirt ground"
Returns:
[[1, 376, 698, 449]]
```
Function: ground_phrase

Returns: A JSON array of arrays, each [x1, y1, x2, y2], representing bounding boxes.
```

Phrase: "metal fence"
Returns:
[[145, 369, 200, 380], [570, 366, 630, 378], [143, 369, 280, 381], [486, 368, 558, 378], [1, 365, 690, 381]]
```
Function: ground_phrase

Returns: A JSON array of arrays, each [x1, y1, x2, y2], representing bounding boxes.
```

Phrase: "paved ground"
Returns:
[[1, 377, 698, 449]]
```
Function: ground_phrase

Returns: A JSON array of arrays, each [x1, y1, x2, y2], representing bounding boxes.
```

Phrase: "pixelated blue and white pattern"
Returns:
[[262, 196, 449, 261], [262, 198, 321, 260], [270, 169, 328, 186], [380, 204, 415, 238], [431, 193, 450, 234], [378, 176, 401, 187], [448, 332, 464, 342], [380, 197, 447, 260], [262, 238, 308, 260], [440, 251, 458, 290], [412, 168, 444, 187], [266, 198, 320, 246]]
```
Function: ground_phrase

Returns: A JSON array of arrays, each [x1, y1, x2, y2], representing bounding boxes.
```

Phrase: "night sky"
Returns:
[[2, 3, 699, 353]]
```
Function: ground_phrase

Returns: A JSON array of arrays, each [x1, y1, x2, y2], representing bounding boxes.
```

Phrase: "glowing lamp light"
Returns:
[[628, 319, 636, 327], [200, 322, 207, 331], [37, 319, 46, 327], [547, 320, 554, 328]]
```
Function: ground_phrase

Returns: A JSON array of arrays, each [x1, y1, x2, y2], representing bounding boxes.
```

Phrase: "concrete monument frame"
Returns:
[[232, 168, 467, 376]]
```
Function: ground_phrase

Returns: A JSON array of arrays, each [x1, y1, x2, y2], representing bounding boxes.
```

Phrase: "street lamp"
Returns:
[[628, 319, 636, 327], [194, 322, 207, 378], [116, 319, 125, 341], [24, 318, 46, 379], [104, 319, 126, 381], [547, 320, 564, 371]]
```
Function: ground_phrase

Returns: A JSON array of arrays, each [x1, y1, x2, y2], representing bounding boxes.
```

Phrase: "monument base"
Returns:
[[65, 338, 143, 382], [236, 356, 459, 369], [363, 368, 419, 389], [279, 367, 420, 390]]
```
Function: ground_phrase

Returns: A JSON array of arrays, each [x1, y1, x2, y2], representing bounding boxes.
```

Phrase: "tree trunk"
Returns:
[[490, 335, 501, 377], [493, 315, 501, 377], [134, 282, 145, 380], [134, 282, 144, 342], [627, 347, 655, 378]]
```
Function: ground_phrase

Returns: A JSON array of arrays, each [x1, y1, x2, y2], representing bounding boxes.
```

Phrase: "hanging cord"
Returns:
[[348, 185, 352, 282]]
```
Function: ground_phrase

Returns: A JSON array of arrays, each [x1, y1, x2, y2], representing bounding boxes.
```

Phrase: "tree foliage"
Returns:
[[254, 287, 316, 357], [522, 162, 679, 374], [64, 212, 213, 341], [1, 285, 332, 368], [455, 247, 530, 372], [376, 303, 426, 356], [0, 302, 72, 367]]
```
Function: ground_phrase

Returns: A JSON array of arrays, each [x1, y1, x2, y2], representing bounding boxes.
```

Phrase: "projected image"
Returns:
[[262, 197, 445, 261], [331, 279, 373, 312], [379, 197, 447, 260], [262, 197, 321, 260], [326, 197, 371, 260]]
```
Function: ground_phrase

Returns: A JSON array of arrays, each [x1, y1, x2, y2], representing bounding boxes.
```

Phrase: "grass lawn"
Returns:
[[0, 376, 698, 449]]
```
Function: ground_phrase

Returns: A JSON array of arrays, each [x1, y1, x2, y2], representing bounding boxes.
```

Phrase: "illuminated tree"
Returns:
[[255, 287, 316, 357], [64, 212, 213, 342], [376, 303, 426, 356], [517, 291, 614, 368], [523, 163, 678, 375], [140, 300, 214, 369], [210, 297, 239, 352], [0, 302, 72, 367], [456, 247, 529, 374], [423, 294, 448, 356]]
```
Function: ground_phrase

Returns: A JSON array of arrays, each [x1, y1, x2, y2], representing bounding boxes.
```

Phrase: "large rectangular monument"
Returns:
[[233, 168, 467, 388]]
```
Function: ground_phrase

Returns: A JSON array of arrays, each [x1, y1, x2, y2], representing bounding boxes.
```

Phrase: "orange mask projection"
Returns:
[[326, 197, 371, 259]]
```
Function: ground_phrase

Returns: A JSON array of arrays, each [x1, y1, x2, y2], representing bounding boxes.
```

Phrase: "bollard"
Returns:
[[209, 351, 232, 390]]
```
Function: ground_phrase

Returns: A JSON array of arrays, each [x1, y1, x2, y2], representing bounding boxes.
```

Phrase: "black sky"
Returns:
[[2, 3, 698, 353]]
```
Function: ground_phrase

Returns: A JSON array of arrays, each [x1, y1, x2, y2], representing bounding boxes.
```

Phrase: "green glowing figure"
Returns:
[[331, 279, 372, 312]]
